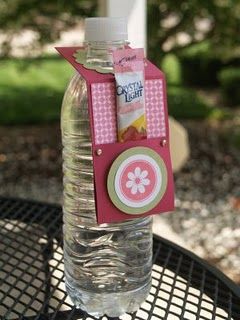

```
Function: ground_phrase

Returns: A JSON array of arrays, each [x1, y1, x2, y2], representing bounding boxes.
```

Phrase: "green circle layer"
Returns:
[[107, 147, 167, 215]]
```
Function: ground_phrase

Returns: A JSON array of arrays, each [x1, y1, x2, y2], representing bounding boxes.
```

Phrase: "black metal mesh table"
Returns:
[[0, 197, 240, 320]]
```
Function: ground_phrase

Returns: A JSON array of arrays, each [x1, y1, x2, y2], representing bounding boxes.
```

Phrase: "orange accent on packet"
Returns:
[[113, 48, 147, 142]]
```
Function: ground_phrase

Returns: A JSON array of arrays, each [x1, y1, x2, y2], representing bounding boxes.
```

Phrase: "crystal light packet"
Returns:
[[113, 48, 147, 142]]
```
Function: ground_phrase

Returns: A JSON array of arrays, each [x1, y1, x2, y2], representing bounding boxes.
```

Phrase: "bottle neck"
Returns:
[[85, 41, 126, 70]]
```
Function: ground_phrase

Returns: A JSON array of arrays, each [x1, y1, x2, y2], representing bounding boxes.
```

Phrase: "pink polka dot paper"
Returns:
[[91, 79, 166, 145], [91, 82, 117, 145], [146, 79, 166, 139]]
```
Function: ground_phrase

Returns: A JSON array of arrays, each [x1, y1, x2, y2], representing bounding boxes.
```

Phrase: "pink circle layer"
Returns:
[[120, 160, 157, 203]]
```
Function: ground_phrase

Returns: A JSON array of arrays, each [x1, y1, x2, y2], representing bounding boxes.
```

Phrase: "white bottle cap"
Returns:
[[84, 17, 128, 42]]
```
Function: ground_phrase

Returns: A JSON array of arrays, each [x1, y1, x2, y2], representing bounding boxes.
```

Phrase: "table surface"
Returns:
[[0, 197, 239, 320]]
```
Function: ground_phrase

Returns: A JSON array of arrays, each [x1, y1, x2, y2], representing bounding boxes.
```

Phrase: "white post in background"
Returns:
[[98, 0, 189, 173], [99, 0, 147, 52]]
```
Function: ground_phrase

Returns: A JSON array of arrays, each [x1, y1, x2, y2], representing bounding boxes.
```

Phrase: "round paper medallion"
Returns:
[[107, 147, 167, 215]]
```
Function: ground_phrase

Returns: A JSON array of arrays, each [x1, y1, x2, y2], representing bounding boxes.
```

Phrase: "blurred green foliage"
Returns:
[[147, 0, 240, 64], [0, 57, 72, 124], [218, 68, 240, 107], [148, 0, 240, 111], [178, 42, 223, 87], [1, 0, 239, 59], [0, 0, 97, 56], [161, 54, 182, 86]]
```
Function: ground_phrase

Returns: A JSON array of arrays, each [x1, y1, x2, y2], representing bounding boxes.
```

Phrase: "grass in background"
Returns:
[[0, 56, 229, 125], [168, 86, 215, 119], [0, 57, 73, 124], [167, 85, 230, 120]]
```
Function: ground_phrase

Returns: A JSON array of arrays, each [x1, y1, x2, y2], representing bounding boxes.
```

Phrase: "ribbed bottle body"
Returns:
[[61, 73, 152, 317]]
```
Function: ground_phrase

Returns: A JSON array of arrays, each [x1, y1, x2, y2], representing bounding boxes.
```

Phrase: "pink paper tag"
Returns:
[[56, 46, 175, 224]]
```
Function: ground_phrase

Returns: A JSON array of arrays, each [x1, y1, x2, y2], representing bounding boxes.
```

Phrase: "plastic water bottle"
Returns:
[[61, 17, 152, 317]]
